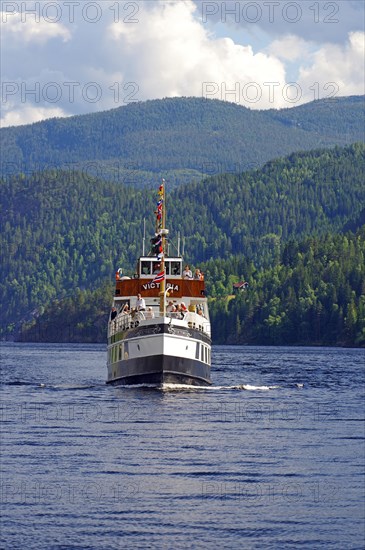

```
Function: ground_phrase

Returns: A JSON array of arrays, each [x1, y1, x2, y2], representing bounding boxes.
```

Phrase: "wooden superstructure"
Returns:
[[115, 255, 205, 301]]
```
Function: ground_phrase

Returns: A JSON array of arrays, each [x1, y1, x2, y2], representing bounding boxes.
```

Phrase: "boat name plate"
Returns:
[[141, 282, 180, 291]]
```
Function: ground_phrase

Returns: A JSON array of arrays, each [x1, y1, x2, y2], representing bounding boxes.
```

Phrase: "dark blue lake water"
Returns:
[[1, 343, 364, 549]]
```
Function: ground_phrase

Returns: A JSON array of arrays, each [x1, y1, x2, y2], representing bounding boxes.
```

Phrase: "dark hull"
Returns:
[[107, 354, 211, 386]]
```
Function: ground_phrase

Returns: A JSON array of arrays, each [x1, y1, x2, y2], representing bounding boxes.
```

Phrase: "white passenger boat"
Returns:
[[106, 181, 212, 386]]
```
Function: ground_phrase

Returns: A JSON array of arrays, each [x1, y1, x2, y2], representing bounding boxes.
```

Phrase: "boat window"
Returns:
[[165, 262, 170, 275], [201, 345, 204, 362], [141, 261, 151, 275], [152, 262, 161, 274], [171, 261, 181, 276], [195, 342, 200, 359]]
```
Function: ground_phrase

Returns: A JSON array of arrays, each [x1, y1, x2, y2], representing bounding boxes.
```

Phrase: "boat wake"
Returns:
[[162, 383, 280, 391], [44, 383, 100, 390], [3, 381, 303, 392], [117, 383, 281, 391]]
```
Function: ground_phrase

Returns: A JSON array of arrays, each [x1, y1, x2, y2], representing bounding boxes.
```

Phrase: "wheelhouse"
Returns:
[[139, 257, 182, 278]]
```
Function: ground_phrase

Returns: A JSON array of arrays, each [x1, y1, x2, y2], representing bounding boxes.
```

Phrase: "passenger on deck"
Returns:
[[167, 304, 177, 316], [180, 302, 188, 314], [166, 301, 174, 313], [110, 307, 117, 321], [183, 265, 193, 279], [194, 269, 203, 280], [176, 303, 185, 319], [121, 304, 130, 315], [136, 293, 146, 311]]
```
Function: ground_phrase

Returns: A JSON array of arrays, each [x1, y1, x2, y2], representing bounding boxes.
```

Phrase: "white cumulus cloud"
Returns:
[[1, 10, 71, 44], [298, 31, 365, 100], [0, 0, 364, 126], [108, 0, 287, 108], [0, 105, 69, 128], [269, 35, 313, 62]]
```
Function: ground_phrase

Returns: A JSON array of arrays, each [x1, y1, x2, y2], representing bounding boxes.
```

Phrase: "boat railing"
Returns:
[[108, 311, 140, 336], [109, 310, 211, 337]]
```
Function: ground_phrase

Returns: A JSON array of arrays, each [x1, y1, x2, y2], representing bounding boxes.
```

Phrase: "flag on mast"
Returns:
[[153, 270, 165, 283]]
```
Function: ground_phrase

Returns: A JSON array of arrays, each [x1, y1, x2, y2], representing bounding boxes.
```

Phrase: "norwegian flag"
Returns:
[[153, 270, 165, 283]]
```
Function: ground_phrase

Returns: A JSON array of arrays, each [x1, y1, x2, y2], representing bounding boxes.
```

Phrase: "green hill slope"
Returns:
[[18, 227, 365, 347], [1, 143, 364, 337], [172, 143, 365, 260], [1, 96, 364, 186], [208, 228, 365, 347]]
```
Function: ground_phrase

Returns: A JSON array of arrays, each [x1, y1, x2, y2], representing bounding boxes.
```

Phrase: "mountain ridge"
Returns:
[[1, 95, 364, 187]]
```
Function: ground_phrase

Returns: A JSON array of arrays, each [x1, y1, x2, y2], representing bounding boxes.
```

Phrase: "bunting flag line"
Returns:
[[155, 180, 165, 234]]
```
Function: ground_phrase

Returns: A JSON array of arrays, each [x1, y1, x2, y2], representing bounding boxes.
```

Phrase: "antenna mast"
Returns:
[[142, 218, 146, 255]]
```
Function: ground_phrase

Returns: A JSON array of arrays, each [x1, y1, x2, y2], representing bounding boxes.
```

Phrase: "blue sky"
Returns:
[[1, 0, 364, 126]]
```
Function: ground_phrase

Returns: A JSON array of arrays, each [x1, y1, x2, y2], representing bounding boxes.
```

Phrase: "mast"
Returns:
[[155, 179, 167, 316], [142, 218, 146, 255]]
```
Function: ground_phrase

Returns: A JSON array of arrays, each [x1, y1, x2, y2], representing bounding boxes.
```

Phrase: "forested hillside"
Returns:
[[1, 96, 364, 187], [19, 228, 365, 347], [173, 143, 365, 260], [1, 143, 364, 338], [208, 229, 365, 346]]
